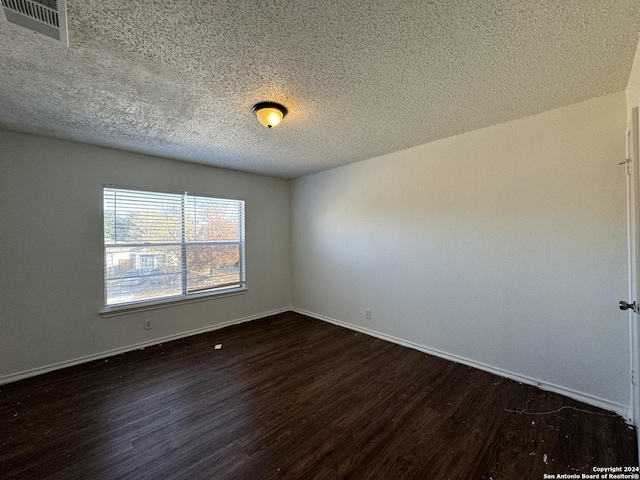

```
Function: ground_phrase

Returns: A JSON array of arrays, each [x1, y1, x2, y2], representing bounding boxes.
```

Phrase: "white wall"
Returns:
[[0, 130, 291, 380], [292, 91, 630, 414]]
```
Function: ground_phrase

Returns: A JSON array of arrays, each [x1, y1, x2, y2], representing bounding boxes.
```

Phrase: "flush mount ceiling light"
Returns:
[[252, 102, 288, 129]]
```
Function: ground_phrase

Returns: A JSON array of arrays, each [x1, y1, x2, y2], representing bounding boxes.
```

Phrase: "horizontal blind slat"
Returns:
[[104, 187, 182, 244]]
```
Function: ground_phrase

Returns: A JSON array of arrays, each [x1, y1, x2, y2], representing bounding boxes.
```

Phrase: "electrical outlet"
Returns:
[[143, 319, 152, 330], [365, 309, 371, 319]]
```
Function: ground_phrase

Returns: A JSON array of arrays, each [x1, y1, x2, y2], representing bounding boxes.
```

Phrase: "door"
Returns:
[[626, 107, 640, 440]]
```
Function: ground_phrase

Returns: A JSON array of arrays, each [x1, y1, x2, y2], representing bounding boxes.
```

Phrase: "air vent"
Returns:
[[0, 0, 68, 46]]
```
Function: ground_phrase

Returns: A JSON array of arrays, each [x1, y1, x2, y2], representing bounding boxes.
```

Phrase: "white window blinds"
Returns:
[[104, 187, 245, 308]]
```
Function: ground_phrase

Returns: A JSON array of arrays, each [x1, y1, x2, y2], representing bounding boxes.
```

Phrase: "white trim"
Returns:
[[103, 183, 245, 202], [626, 125, 636, 426], [100, 287, 248, 317], [0, 307, 289, 386], [292, 308, 631, 421], [57, 0, 69, 47], [628, 106, 640, 462]]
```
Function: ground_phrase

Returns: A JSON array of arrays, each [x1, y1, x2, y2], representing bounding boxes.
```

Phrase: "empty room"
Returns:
[[2, 1, 640, 478]]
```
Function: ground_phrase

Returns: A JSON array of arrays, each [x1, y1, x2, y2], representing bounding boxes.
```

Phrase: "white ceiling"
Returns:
[[1, 1, 639, 179]]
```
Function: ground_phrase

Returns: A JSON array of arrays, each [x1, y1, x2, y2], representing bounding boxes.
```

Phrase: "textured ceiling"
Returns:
[[1, 1, 639, 178]]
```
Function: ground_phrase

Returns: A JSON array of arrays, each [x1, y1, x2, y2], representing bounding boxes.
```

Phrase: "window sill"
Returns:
[[100, 287, 248, 318]]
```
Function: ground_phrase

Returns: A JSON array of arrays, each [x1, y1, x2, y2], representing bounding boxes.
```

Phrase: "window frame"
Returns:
[[101, 185, 246, 316]]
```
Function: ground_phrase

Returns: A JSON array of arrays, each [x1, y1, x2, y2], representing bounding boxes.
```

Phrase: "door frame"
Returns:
[[627, 107, 640, 448]]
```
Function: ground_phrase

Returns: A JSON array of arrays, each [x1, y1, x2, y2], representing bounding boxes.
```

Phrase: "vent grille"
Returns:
[[2, 0, 59, 28], [1, 0, 68, 46]]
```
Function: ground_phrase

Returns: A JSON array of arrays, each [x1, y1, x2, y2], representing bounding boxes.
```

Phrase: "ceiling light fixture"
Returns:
[[252, 102, 288, 129]]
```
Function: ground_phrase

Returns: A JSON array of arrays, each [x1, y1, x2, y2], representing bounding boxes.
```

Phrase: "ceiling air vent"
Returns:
[[0, 0, 68, 46]]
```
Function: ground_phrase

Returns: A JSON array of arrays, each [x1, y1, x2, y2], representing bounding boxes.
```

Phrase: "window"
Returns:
[[103, 186, 245, 310]]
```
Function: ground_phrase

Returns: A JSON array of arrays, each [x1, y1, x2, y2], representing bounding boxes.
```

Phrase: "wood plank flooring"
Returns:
[[0, 311, 637, 479]]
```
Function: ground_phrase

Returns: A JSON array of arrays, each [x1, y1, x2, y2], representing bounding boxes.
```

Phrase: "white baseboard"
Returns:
[[4, 306, 631, 422], [0, 308, 289, 386], [292, 307, 632, 421]]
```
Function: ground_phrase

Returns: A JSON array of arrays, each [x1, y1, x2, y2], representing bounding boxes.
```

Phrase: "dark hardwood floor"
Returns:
[[0, 311, 637, 479]]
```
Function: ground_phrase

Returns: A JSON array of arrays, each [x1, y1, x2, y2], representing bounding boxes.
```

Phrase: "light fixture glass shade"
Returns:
[[253, 102, 288, 129], [256, 107, 283, 128]]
